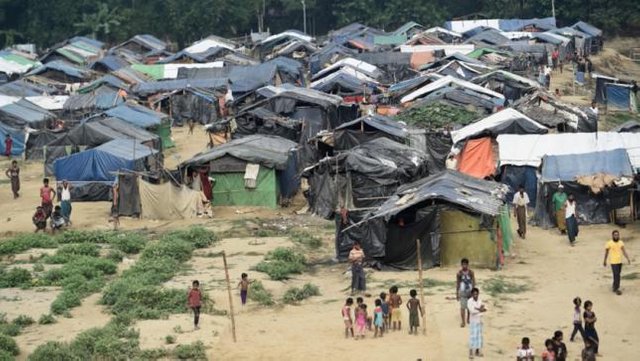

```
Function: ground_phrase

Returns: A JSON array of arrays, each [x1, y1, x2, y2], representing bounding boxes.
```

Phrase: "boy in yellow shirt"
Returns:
[[603, 230, 631, 295]]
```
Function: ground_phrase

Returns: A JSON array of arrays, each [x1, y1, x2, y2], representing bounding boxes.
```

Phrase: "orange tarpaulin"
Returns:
[[410, 51, 436, 70], [457, 137, 496, 179]]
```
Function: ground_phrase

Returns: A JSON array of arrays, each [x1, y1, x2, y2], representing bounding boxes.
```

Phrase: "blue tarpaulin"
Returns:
[[606, 84, 631, 111], [53, 139, 158, 182], [0, 123, 25, 155], [105, 102, 166, 128], [500, 165, 538, 208], [541, 149, 634, 182]]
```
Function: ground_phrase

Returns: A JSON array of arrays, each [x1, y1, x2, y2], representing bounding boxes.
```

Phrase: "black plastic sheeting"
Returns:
[[576, 109, 597, 132], [499, 165, 537, 208], [69, 182, 113, 202], [334, 129, 404, 150], [335, 210, 386, 260], [116, 174, 141, 217], [25, 130, 61, 160], [532, 181, 632, 228], [44, 145, 75, 176], [384, 206, 440, 269], [424, 133, 452, 172], [170, 93, 218, 125]]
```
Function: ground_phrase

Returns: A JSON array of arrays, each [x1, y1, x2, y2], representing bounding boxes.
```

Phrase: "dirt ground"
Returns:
[[1, 50, 640, 360]]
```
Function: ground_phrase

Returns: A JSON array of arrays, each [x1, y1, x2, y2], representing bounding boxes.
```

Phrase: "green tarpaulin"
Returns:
[[131, 64, 165, 80], [212, 167, 278, 208]]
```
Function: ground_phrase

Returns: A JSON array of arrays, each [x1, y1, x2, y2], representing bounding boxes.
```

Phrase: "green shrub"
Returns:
[[282, 283, 320, 304], [0, 334, 18, 356], [44, 243, 100, 264], [11, 315, 34, 327], [137, 348, 169, 360], [289, 230, 322, 249], [106, 249, 125, 262], [0, 349, 13, 361], [0, 267, 32, 288], [29, 342, 76, 361], [0, 324, 20, 337], [38, 314, 56, 325], [32, 263, 45, 272], [51, 290, 83, 315], [165, 227, 218, 249], [103, 279, 186, 319], [55, 230, 113, 244], [165, 335, 176, 344], [255, 248, 306, 280], [247, 281, 274, 306], [109, 233, 146, 254], [0, 233, 56, 256], [70, 324, 139, 360], [173, 341, 206, 360], [141, 239, 193, 263]]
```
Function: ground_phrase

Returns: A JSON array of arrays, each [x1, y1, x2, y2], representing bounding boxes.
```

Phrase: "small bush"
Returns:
[[38, 314, 56, 325], [51, 290, 83, 315], [255, 248, 306, 280], [173, 341, 206, 360], [109, 233, 146, 254], [141, 239, 193, 263], [0, 349, 13, 361], [0, 324, 20, 337], [0, 334, 18, 356], [44, 243, 100, 264], [70, 324, 139, 360], [32, 263, 45, 272], [11, 315, 34, 327], [483, 276, 530, 297], [289, 230, 322, 249], [247, 281, 274, 306], [28, 342, 75, 361], [165, 226, 218, 249], [0, 267, 32, 288], [0, 233, 56, 256], [165, 335, 176, 344], [138, 348, 169, 360], [55, 230, 113, 244], [106, 249, 125, 262], [282, 283, 320, 304]]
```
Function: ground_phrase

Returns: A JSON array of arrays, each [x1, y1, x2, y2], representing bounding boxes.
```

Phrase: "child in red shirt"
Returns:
[[187, 280, 202, 330]]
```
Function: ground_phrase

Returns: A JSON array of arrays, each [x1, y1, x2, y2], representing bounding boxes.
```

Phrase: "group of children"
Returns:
[[341, 286, 424, 340], [516, 297, 599, 361]]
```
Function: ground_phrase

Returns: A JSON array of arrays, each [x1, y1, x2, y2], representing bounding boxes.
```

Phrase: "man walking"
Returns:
[[552, 184, 567, 234], [456, 258, 475, 328], [565, 194, 579, 246], [60, 180, 72, 225], [467, 288, 487, 359], [512, 185, 530, 239], [603, 230, 631, 295], [349, 241, 366, 295], [5, 160, 19, 199]]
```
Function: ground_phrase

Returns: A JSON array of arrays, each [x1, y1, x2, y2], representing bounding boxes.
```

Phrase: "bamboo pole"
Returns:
[[416, 238, 426, 335], [222, 251, 237, 342]]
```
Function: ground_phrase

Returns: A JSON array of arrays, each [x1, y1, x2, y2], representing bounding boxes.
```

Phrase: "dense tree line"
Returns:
[[0, 0, 638, 50]]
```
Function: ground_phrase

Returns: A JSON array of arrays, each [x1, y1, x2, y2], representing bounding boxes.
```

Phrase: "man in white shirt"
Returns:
[[565, 194, 579, 246], [467, 288, 487, 359], [446, 153, 458, 170], [512, 185, 530, 239], [60, 180, 72, 225]]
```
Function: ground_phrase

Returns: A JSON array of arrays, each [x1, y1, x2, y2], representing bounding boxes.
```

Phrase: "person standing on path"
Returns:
[[467, 288, 487, 359], [5, 160, 19, 199], [187, 280, 202, 330], [348, 241, 366, 295], [4, 134, 12, 157], [40, 178, 56, 219], [603, 230, 631, 295], [59, 180, 72, 225], [565, 194, 579, 246], [512, 185, 530, 239], [552, 184, 567, 234], [583, 301, 600, 355], [456, 258, 475, 328]]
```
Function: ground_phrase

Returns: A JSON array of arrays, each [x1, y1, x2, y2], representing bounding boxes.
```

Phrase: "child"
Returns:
[[570, 297, 585, 342], [32, 206, 47, 233], [583, 301, 599, 355], [380, 292, 389, 330], [581, 338, 597, 361], [356, 297, 372, 330], [388, 286, 402, 331], [355, 304, 367, 339], [542, 339, 556, 361], [237, 273, 253, 306], [50, 205, 65, 233], [553, 330, 567, 361], [373, 299, 384, 338], [187, 280, 202, 330], [406, 289, 423, 335], [341, 298, 354, 338], [517, 337, 535, 361]]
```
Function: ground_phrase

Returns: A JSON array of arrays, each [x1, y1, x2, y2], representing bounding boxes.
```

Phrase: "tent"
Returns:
[[138, 178, 203, 220], [63, 86, 125, 118], [400, 75, 505, 104], [105, 102, 174, 148], [344, 171, 510, 269], [25, 129, 62, 160], [181, 135, 299, 208], [593, 74, 618, 104], [233, 107, 301, 142], [333, 114, 408, 150], [532, 149, 635, 227], [606, 83, 637, 112], [0, 122, 25, 156], [450, 108, 547, 144], [0, 98, 56, 129]]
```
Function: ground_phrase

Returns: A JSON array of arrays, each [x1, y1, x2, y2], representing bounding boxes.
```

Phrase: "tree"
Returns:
[[74, 3, 123, 41]]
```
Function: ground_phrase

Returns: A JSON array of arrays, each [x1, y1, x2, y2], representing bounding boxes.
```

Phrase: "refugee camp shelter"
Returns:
[[27, 61, 96, 83], [332, 114, 408, 150], [181, 135, 299, 208], [24, 129, 62, 160], [344, 170, 510, 269], [0, 50, 40, 83], [400, 75, 505, 105], [232, 107, 301, 142], [105, 102, 174, 148], [533, 149, 635, 227], [514, 90, 596, 132], [53, 139, 160, 201], [0, 96, 56, 129], [450, 108, 547, 145], [606, 83, 637, 112], [572, 21, 603, 54]]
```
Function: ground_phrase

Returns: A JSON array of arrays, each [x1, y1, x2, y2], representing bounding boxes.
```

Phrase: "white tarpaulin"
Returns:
[[399, 44, 475, 55], [400, 75, 504, 103], [314, 57, 381, 80], [25, 96, 69, 111], [497, 132, 640, 170], [451, 108, 546, 144], [164, 62, 224, 79], [139, 179, 203, 220], [185, 37, 236, 52]]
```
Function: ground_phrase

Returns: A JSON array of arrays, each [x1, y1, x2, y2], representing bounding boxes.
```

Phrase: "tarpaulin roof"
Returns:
[[464, 29, 510, 46], [105, 102, 168, 128], [393, 21, 424, 36], [572, 21, 602, 37], [497, 132, 640, 170], [133, 78, 227, 96], [399, 44, 475, 56], [360, 170, 507, 222], [28, 60, 94, 80], [182, 134, 297, 170], [0, 98, 55, 128], [256, 84, 343, 108], [310, 67, 379, 93], [260, 30, 314, 45], [49, 116, 158, 147], [335, 114, 408, 139], [0, 51, 40, 75], [90, 55, 131, 71], [424, 27, 463, 38], [533, 32, 570, 45], [54, 138, 158, 182], [120, 34, 167, 51], [25, 95, 68, 111], [313, 57, 382, 80], [472, 70, 541, 89], [451, 108, 547, 144], [401, 75, 504, 103], [445, 17, 556, 33], [79, 75, 129, 93], [64, 86, 123, 111], [541, 149, 633, 182], [185, 36, 237, 53], [157, 48, 227, 64], [0, 79, 58, 97]]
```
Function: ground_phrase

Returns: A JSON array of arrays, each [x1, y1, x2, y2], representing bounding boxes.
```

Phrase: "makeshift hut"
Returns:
[[53, 139, 161, 201], [0, 96, 56, 129], [180, 135, 299, 208], [471, 70, 541, 102], [232, 107, 301, 142], [149, 88, 223, 126], [532, 149, 635, 228], [24, 129, 63, 160], [105, 102, 174, 148], [572, 21, 603, 54], [514, 90, 596, 132], [606, 83, 637, 112], [26, 61, 96, 84], [332, 114, 408, 150], [342, 170, 510, 269]]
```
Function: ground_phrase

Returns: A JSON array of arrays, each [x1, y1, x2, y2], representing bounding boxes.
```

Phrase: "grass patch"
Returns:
[[377, 278, 453, 290], [247, 281, 274, 306], [282, 283, 320, 304], [165, 335, 176, 344], [0, 267, 32, 288], [255, 247, 306, 280], [173, 341, 206, 360], [38, 314, 56, 325], [11, 315, 34, 327], [0, 335, 18, 356], [621, 272, 640, 280], [0, 233, 57, 257], [483, 276, 530, 297], [43, 243, 101, 264], [288, 230, 322, 249]]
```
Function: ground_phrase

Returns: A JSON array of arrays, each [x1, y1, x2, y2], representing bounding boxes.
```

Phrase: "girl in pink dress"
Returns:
[[355, 304, 367, 339]]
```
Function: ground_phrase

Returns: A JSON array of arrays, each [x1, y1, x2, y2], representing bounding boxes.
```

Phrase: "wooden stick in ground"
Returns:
[[416, 238, 426, 335], [222, 251, 237, 342]]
